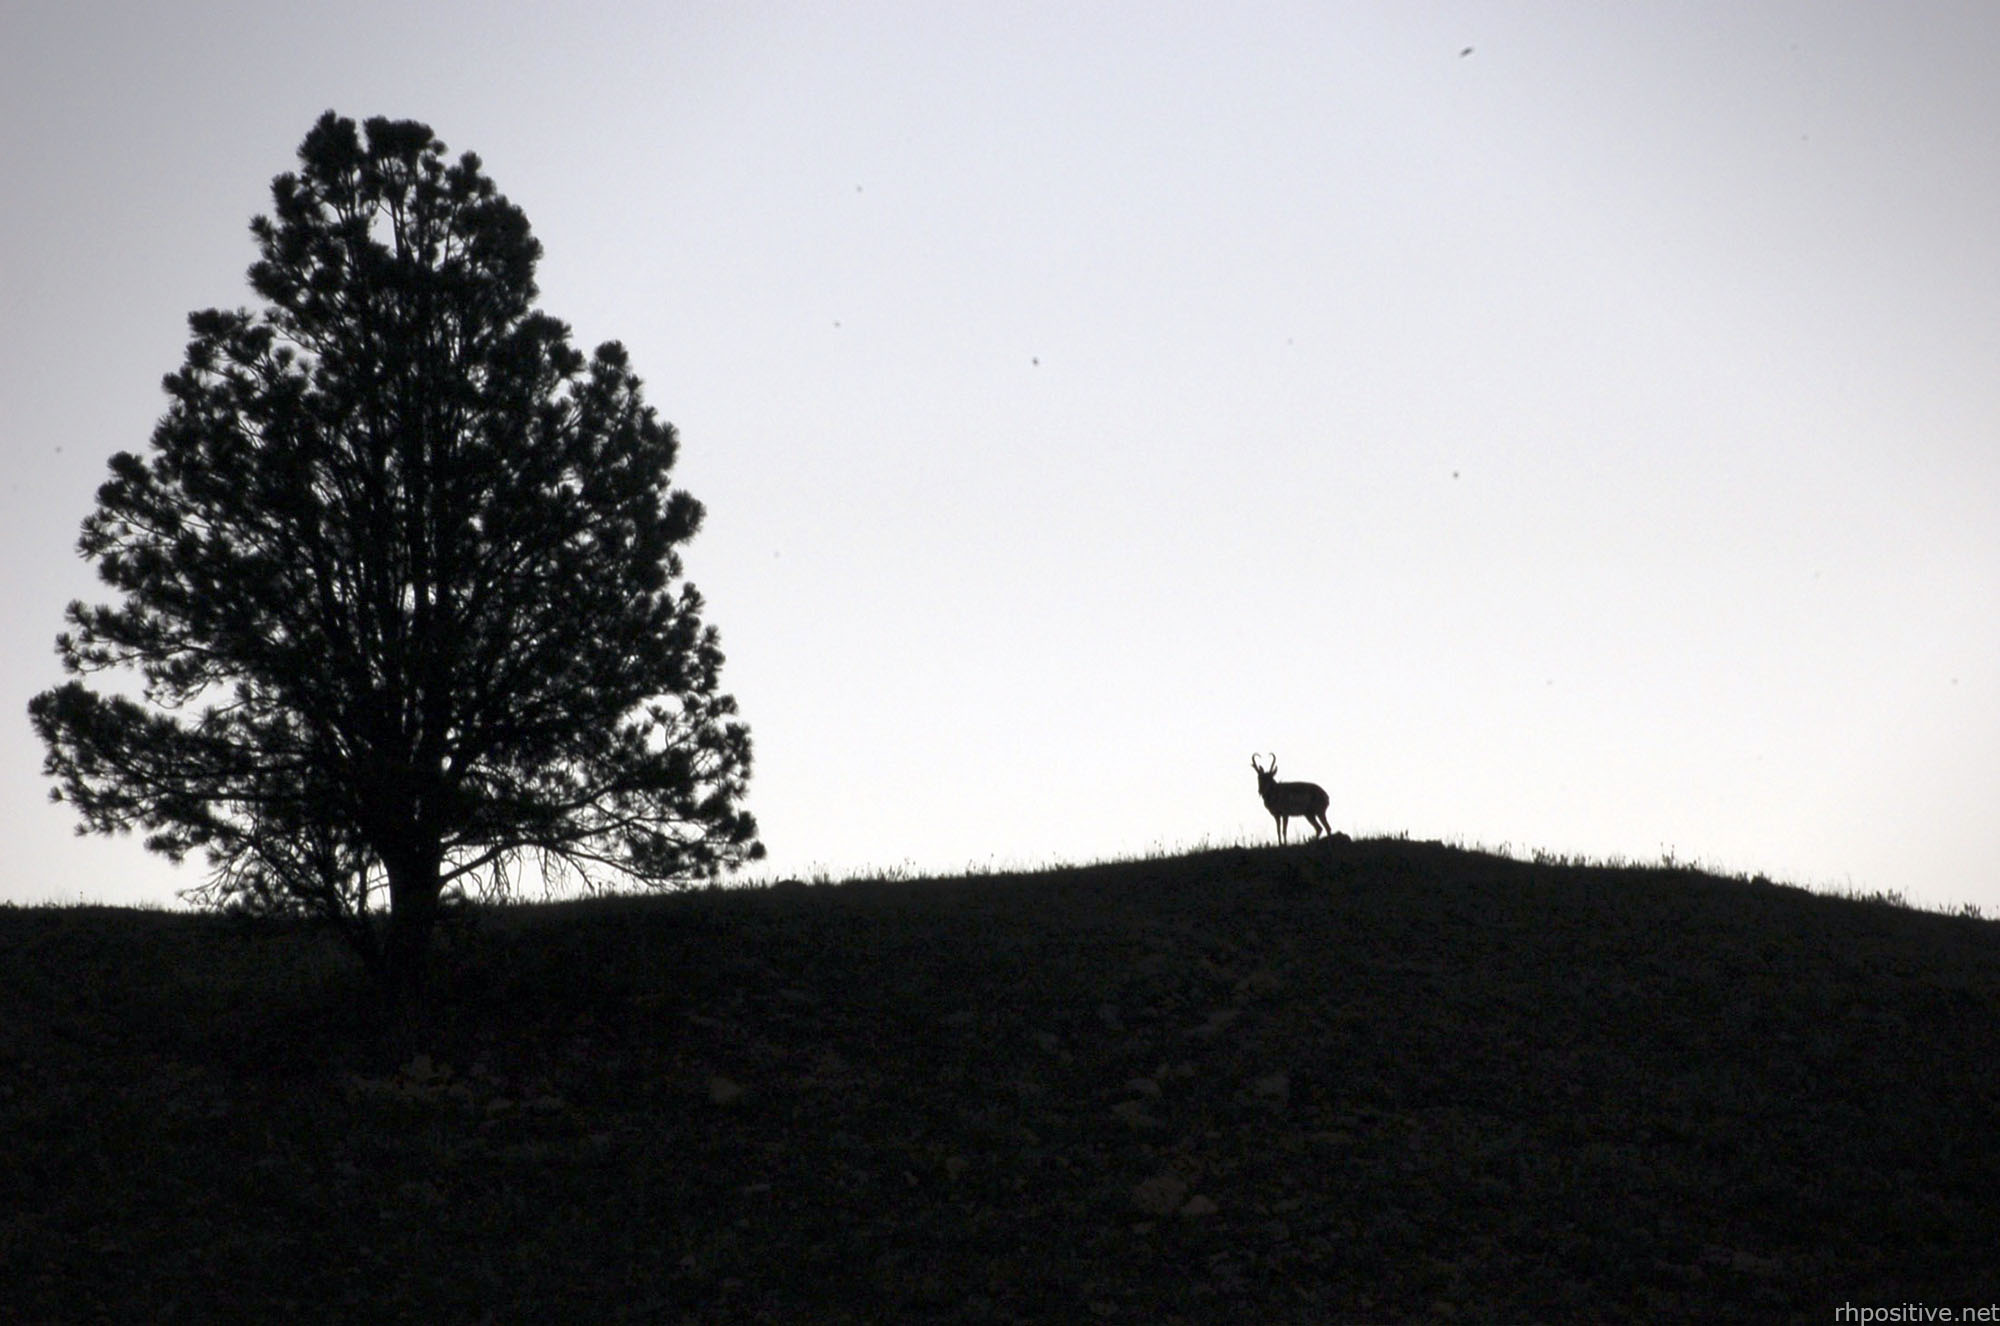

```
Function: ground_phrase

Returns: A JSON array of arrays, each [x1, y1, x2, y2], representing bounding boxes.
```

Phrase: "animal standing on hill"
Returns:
[[1250, 753, 1333, 843]]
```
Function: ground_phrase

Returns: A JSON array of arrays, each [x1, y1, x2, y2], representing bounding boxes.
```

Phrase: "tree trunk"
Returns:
[[382, 843, 443, 1009]]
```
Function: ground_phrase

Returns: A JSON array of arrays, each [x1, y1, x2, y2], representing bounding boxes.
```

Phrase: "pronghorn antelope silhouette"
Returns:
[[1250, 753, 1332, 843]]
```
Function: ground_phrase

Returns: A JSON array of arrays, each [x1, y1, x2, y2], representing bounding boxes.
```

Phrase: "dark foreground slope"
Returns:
[[4, 840, 1999, 1323]]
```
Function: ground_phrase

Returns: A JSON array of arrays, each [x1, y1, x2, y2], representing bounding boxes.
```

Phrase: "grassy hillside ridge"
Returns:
[[5, 839, 1998, 1322]]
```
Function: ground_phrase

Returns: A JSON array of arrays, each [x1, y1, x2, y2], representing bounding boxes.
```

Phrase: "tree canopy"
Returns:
[[29, 112, 763, 996]]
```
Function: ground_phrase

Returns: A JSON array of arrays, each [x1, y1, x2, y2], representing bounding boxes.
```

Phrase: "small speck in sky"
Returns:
[[1459, 46, 1474, 57]]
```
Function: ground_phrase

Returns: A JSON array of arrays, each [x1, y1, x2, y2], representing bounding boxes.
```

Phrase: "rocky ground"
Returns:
[[5, 839, 1999, 1322]]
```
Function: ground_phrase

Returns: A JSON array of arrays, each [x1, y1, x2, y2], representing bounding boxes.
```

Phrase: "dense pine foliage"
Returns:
[[29, 114, 760, 996]]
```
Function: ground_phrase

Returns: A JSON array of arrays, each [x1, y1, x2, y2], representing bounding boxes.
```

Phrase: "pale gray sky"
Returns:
[[4, 2, 1996, 909]]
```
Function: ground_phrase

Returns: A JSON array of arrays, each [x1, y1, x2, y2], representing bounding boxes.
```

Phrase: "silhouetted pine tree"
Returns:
[[29, 112, 763, 1000]]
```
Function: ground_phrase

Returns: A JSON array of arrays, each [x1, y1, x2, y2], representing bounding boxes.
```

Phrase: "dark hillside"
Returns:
[[5, 840, 1998, 1322]]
